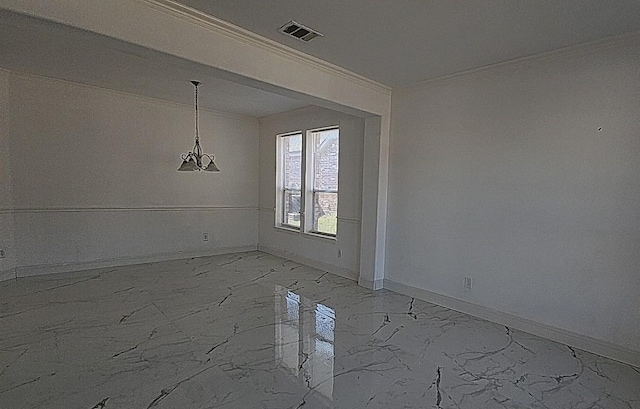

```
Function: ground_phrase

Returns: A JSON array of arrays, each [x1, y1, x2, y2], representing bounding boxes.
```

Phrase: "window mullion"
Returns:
[[300, 130, 308, 233]]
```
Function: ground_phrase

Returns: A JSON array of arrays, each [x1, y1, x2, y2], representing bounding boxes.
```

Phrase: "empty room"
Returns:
[[0, 1, 639, 408]]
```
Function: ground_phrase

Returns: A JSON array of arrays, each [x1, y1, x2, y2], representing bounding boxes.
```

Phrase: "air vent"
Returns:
[[278, 20, 323, 43]]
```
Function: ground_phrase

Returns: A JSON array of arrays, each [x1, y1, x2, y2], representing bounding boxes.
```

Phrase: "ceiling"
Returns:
[[2, 2, 639, 114], [176, 0, 640, 86], [0, 10, 308, 117]]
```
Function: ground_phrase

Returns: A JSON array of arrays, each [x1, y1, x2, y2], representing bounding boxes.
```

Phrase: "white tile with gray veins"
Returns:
[[0, 251, 638, 408]]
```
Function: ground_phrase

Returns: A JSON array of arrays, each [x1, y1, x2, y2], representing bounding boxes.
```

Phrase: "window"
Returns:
[[308, 128, 339, 236], [276, 126, 339, 237], [278, 133, 302, 229]]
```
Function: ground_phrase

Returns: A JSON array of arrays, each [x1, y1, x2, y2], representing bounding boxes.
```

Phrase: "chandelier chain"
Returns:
[[194, 82, 199, 143], [177, 80, 219, 172]]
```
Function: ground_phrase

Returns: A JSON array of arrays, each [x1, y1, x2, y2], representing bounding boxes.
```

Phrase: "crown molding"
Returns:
[[7, 70, 259, 121], [397, 29, 640, 94], [258, 104, 319, 122], [141, 0, 391, 95], [258, 104, 353, 123]]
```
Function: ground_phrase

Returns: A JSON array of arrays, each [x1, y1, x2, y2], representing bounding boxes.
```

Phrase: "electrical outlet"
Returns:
[[0, 249, 5, 259], [463, 277, 473, 289], [203, 233, 209, 242]]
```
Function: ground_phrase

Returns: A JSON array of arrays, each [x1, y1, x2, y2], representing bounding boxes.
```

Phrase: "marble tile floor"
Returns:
[[1, 251, 639, 409]]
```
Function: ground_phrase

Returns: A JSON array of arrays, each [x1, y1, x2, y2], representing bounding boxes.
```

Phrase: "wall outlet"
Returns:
[[203, 233, 209, 242], [0, 249, 5, 259], [463, 276, 473, 289]]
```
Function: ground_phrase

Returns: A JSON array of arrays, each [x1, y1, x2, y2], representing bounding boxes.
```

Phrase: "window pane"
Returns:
[[312, 128, 339, 191], [313, 191, 337, 235], [282, 134, 302, 189], [311, 128, 338, 236], [283, 189, 301, 227]]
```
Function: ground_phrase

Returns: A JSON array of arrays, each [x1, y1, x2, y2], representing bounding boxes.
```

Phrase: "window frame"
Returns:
[[275, 125, 339, 239], [281, 188, 302, 230], [305, 126, 339, 237], [275, 131, 304, 231]]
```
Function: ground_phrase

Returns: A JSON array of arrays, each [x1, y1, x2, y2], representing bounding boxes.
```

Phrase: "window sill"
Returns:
[[305, 231, 337, 241], [273, 226, 337, 242], [274, 225, 300, 235]]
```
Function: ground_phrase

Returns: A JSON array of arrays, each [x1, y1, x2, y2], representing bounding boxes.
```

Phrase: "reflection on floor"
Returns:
[[0, 251, 638, 408]]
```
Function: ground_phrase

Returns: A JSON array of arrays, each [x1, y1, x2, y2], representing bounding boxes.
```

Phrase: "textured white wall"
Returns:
[[0, 69, 16, 280], [6, 73, 259, 276], [387, 36, 640, 352], [258, 107, 364, 277]]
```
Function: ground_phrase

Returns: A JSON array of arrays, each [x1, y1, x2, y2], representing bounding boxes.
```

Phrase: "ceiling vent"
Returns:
[[278, 20, 323, 43]]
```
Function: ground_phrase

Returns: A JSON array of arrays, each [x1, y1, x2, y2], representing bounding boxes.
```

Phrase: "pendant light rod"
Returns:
[[192, 80, 200, 144], [178, 81, 220, 172]]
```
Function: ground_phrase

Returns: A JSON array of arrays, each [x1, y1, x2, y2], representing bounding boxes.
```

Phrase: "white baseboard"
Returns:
[[358, 277, 384, 290], [14, 245, 258, 278], [258, 245, 358, 281], [383, 278, 640, 368], [0, 268, 16, 282]]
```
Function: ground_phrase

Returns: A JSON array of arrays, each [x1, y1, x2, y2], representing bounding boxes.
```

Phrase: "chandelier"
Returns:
[[178, 81, 220, 172]]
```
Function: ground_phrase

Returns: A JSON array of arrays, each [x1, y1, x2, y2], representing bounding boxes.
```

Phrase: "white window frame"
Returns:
[[275, 125, 339, 239], [275, 131, 304, 231], [304, 126, 339, 237]]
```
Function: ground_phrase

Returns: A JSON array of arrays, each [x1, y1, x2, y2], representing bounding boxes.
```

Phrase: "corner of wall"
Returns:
[[0, 69, 17, 279], [257, 106, 367, 279]]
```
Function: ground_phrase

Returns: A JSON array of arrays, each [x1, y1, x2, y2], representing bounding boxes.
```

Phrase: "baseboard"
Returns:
[[14, 245, 258, 279], [358, 277, 384, 290], [258, 245, 358, 281], [0, 268, 16, 282], [383, 278, 640, 368]]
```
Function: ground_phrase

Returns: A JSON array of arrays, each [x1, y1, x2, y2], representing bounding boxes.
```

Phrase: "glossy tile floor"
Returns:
[[1, 252, 639, 409]]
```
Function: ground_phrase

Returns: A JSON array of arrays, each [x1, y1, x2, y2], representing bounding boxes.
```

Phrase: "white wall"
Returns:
[[258, 107, 364, 279], [5, 73, 259, 277], [387, 36, 640, 355], [0, 0, 392, 289], [0, 69, 16, 280]]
